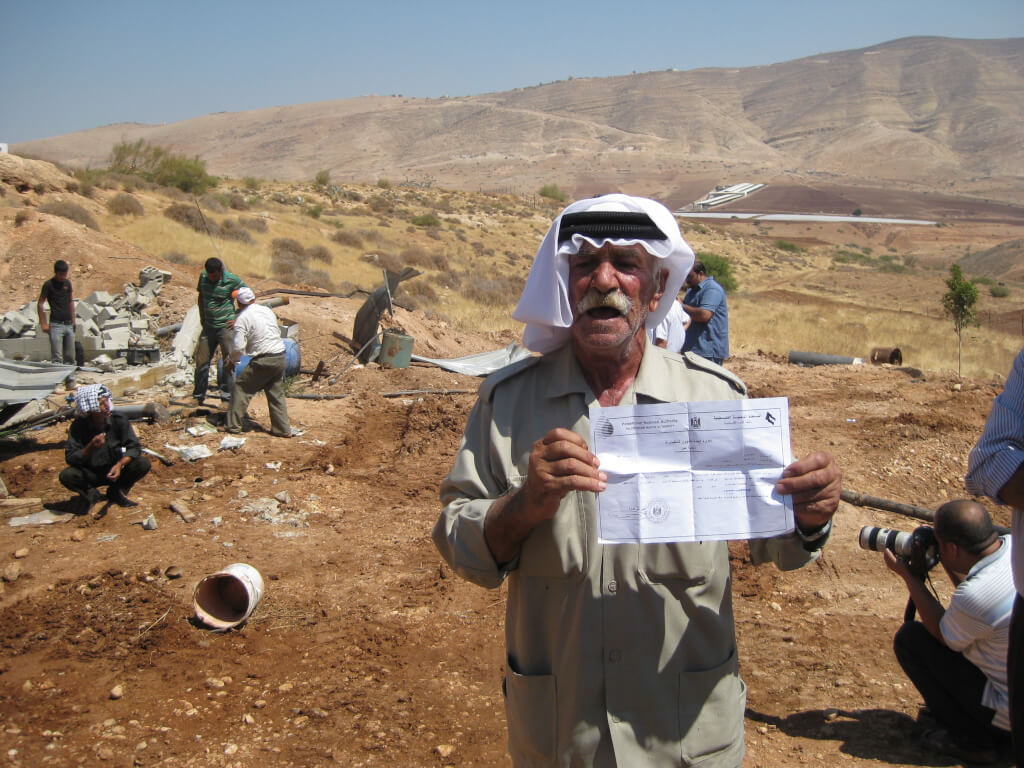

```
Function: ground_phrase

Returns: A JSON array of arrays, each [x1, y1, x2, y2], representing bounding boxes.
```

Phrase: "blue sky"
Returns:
[[3, 0, 1022, 143]]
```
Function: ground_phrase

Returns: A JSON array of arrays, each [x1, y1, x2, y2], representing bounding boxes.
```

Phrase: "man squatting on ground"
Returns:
[[433, 194, 841, 767], [883, 500, 1013, 763], [192, 257, 246, 404], [37, 259, 76, 385], [681, 260, 729, 366], [967, 346, 1024, 763], [60, 384, 150, 513], [225, 287, 291, 437]]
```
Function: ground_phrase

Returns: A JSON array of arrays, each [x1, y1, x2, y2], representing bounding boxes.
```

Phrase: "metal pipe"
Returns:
[[257, 296, 289, 308], [841, 489, 934, 522], [156, 322, 182, 337], [789, 351, 865, 367]]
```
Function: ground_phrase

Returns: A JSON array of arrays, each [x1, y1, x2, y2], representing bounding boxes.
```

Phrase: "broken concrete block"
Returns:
[[85, 291, 116, 306], [75, 301, 97, 323]]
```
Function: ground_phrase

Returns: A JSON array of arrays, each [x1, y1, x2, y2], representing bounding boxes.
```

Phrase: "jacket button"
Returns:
[[607, 580, 618, 593]]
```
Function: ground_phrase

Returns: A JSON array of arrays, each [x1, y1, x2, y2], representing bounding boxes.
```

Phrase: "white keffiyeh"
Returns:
[[513, 194, 694, 354], [74, 384, 113, 417]]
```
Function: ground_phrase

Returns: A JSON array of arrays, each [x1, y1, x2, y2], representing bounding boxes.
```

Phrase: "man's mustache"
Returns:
[[576, 290, 633, 317]]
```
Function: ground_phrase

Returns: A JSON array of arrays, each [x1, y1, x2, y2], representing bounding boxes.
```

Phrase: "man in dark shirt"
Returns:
[[192, 257, 246, 405], [37, 259, 76, 384], [60, 384, 151, 514]]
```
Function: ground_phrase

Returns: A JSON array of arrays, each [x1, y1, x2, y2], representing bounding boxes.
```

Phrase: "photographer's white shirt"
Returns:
[[940, 534, 1015, 730]]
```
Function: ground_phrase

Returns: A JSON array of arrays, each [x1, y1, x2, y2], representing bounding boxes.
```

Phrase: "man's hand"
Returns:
[[40, 321, 50, 333], [82, 432, 106, 457], [775, 451, 841, 531], [521, 428, 606, 523], [883, 549, 915, 581]]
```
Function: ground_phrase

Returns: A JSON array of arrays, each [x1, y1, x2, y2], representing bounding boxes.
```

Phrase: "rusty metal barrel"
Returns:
[[870, 347, 903, 365]]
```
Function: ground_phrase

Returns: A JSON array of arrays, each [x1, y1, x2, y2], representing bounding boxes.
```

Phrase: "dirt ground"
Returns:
[[1, 186, 1022, 767]]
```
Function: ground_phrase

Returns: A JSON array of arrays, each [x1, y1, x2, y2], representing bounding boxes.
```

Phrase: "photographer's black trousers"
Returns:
[[894, 620, 1004, 750]]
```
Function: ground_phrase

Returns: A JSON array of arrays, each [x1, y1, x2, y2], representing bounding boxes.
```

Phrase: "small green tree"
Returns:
[[695, 252, 738, 293], [942, 264, 978, 376], [538, 183, 568, 202], [314, 169, 331, 188]]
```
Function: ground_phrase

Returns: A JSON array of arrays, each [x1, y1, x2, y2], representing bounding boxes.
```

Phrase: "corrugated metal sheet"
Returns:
[[0, 358, 75, 408], [412, 342, 533, 377]]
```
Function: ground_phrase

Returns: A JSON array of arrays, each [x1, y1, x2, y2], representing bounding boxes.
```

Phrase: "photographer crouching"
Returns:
[[882, 501, 1013, 764]]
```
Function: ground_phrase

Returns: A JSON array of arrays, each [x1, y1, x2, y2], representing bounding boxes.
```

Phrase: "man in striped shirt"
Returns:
[[884, 500, 1013, 764], [967, 347, 1024, 763]]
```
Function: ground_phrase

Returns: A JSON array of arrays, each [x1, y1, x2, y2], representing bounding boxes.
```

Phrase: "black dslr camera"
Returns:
[[859, 525, 939, 579]]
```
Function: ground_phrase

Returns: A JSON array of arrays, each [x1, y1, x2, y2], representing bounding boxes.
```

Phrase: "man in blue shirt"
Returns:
[[681, 261, 729, 365]]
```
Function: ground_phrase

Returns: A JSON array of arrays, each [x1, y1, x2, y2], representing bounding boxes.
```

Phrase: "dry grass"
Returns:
[[731, 295, 1021, 380]]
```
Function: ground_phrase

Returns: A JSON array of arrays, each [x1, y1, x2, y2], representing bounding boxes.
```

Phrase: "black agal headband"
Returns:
[[557, 211, 668, 244]]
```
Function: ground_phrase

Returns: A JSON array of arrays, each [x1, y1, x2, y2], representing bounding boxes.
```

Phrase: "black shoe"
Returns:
[[106, 487, 139, 508], [920, 727, 997, 766], [74, 488, 103, 515]]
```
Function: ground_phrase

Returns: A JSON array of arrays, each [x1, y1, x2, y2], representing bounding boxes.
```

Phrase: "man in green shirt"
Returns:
[[192, 257, 245, 404]]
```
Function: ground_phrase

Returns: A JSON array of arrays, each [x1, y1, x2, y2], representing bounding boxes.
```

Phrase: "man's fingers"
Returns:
[[776, 452, 841, 495]]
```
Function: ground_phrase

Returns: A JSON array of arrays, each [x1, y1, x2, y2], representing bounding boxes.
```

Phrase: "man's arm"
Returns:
[[966, 348, 1024, 507], [884, 550, 946, 641], [484, 427, 605, 565], [682, 304, 713, 323], [37, 284, 49, 332]]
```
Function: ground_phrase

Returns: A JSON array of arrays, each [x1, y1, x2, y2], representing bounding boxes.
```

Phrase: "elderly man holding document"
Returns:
[[433, 194, 841, 768]]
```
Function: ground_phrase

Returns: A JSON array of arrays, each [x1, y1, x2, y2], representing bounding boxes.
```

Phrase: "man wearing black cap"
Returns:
[[884, 500, 1013, 764]]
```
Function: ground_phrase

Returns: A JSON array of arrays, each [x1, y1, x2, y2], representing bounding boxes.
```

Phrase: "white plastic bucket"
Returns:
[[192, 563, 264, 630]]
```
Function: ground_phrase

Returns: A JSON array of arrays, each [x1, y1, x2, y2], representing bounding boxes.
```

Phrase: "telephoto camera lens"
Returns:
[[858, 526, 915, 557]]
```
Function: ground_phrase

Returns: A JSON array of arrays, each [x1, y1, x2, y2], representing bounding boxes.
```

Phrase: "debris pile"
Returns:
[[0, 266, 171, 367]]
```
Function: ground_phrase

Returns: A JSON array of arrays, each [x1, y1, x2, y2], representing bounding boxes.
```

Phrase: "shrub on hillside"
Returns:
[[539, 184, 568, 202], [164, 203, 210, 233], [107, 193, 144, 216], [401, 245, 449, 271], [695, 252, 738, 293], [307, 245, 332, 263], [14, 210, 31, 227], [368, 195, 394, 214], [399, 281, 439, 305], [990, 284, 1010, 298], [162, 251, 190, 264], [237, 216, 268, 233], [314, 169, 331, 188], [39, 201, 100, 231], [331, 230, 363, 249], [410, 212, 441, 228], [464, 274, 525, 305], [218, 218, 254, 243], [198, 194, 226, 213], [243, 176, 262, 191], [271, 238, 306, 260], [229, 194, 248, 211]]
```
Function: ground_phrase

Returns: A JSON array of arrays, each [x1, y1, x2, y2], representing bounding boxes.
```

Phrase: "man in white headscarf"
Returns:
[[433, 194, 841, 767], [60, 384, 150, 514]]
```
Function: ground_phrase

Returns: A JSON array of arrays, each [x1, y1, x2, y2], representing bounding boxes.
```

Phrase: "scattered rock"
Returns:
[[3, 563, 22, 583], [434, 744, 455, 758], [13, 548, 29, 559], [165, 566, 182, 579], [109, 685, 124, 700], [274, 490, 291, 505], [70, 529, 86, 542]]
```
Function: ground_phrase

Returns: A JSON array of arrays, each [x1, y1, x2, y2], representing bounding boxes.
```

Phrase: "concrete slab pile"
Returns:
[[0, 266, 171, 366]]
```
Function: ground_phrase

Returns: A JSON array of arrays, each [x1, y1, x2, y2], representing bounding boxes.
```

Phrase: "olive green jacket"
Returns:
[[434, 343, 822, 767]]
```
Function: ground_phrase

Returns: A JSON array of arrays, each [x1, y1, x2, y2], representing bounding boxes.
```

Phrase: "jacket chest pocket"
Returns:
[[639, 540, 719, 586]]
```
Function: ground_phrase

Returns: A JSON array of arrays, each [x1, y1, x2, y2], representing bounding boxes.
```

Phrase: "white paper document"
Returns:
[[589, 397, 794, 544]]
